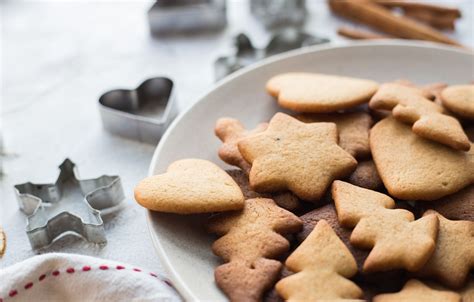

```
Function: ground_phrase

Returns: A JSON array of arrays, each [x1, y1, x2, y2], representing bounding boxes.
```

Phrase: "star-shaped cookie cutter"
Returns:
[[214, 29, 329, 81], [14, 159, 125, 249]]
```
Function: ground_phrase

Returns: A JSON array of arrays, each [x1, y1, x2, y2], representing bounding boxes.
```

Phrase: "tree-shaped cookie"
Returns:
[[238, 113, 357, 202], [276, 220, 363, 301], [215, 118, 268, 174], [373, 279, 461, 302], [331, 181, 439, 272], [416, 210, 474, 289], [369, 83, 470, 151], [207, 198, 302, 302]]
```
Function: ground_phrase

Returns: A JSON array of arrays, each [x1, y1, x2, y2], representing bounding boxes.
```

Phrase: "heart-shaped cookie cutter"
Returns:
[[214, 29, 329, 81], [98, 77, 178, 144], [14, 159, 125, 249]]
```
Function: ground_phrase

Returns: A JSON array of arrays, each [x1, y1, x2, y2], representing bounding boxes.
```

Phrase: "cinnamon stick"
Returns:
[[404, 9, 456, 31], [373, 0, 461, 19], [338, 26, 390, 40], [328, 0, 462, 46]]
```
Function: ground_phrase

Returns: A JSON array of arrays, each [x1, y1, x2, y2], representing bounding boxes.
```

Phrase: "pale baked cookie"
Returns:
[[370, 83, 470, 151], [394, 79, 447, 103], [0, 227, 5, 258], [416, 211, 474, 289], [297, 203, 368, 271], [348, 160, 384, 191], [441, 84, 474, 120], [266, 72, 378, 113], [297, 111, 373, 159], [207, 198, 302, 302], [332, 181, 439, 272], [238, 113, 357, 202], [134, 159, 244, 214], [275, 220, 363, 301], [373, 279, 461, 302], [215, 118, 268, 174], [370, 117, 474, 201], [297, 203, 407, 297], [226, 169, 300, 211], [424, 82, 448, 105]]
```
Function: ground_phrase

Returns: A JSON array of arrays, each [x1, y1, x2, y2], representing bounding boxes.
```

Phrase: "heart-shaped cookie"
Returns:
[[134, 159, 244, 214]]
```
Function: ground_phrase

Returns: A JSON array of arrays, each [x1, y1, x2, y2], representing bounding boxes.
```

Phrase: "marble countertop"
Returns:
[[1, 0, 472, 282]]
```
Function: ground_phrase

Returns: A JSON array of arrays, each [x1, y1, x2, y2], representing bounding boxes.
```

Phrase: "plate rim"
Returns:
[[146, 40, 473, 301]]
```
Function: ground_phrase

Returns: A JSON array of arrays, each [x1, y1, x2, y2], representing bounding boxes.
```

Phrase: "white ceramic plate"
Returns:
[[147, 41, 474, 301]]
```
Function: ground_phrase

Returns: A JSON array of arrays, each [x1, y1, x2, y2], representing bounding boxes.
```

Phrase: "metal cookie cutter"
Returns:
[[214, 29, 329, 81], [98, 77, 178, 144], [148, 0, 227, 36], [250, 0, 306, 29], [14, 159, 125, 249]]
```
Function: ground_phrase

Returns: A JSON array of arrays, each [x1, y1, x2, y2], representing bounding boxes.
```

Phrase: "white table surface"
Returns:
[[1, 0, 472, 286]]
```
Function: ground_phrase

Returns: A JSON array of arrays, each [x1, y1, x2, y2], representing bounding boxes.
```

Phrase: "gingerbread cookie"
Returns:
[[370, 83, 470, 151], [373, 279, 461, 302], [215, 118, 268, 173], [238, 113, 357, 201], [0, 227, 5, 258], [332, 181, 439, 272], [226, 169, 300, 211], [297, 203, 368, 271], [134, 159, 244, 214], [297, 111, 373, 159], [266, 72, 378, 113], [441, 84, 474, 120], [276, 220, 363, 301], [263, 268, 292, 302], [207, 198, 302, 301], [424, 82, 448, 105], [348, 160, 383, 191], [370, 117, 474, 201], [394, 79, 447, 102], [417, 211, 474, 289], [422, 185, 474, 221], [297, 203, 407, 299]]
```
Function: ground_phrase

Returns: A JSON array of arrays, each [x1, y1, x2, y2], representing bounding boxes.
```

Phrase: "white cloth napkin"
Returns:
[[0, 253, 180, 302]]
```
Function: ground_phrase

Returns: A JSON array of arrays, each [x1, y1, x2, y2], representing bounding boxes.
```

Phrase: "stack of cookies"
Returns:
[[135, 72, 474, 301]]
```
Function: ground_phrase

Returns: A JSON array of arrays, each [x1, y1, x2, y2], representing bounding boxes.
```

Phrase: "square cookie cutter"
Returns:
[[14, 159, 125, 249], [148, 0, 227, 36], [98, 77, 178, 144], [215, 29, 329, 81]]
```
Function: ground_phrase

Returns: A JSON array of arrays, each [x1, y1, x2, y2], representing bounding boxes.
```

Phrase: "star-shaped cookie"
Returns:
[[417, 211, 474, 289], [238, 113, 357, 201]]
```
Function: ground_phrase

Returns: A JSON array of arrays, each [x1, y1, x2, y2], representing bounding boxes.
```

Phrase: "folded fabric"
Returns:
[[0, 253, 180, 302]]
